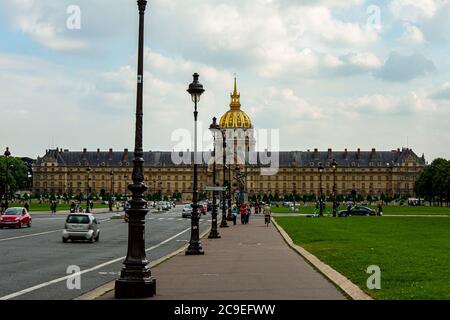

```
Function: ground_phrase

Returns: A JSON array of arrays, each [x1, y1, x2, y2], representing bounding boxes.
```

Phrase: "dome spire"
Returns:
[[230, 77, 241, 110]]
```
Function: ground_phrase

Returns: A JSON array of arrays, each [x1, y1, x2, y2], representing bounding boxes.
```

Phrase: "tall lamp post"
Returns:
[[86, 167, 91, 213], [220, 129, 229, 228], [318, 163, 324, 217], [208, 117, 221, 239], [331, 159, 338, 217], [186, 72, 205, 255], [115, 0, 156, 298], [3, 147, 11, 210], [227, 162, 232, 220], [293, 182, 296, 211], [109, 170, 114, 211]]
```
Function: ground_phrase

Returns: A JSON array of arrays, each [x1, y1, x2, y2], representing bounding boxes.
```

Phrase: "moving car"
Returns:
[[62, 213, 100, 243], [182, 204, 192, 218], [0, 207, 32, 228], [338, 206, 376, 217]]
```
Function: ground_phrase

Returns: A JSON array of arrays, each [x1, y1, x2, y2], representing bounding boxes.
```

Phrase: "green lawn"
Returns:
[[271, 205, 450, 216], [9, 202, 109, 212], [275, 216, 450, 299]]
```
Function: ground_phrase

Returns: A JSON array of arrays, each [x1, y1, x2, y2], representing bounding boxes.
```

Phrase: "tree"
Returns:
[[415, 158, 450, 206], [0, 156, 29, 197]]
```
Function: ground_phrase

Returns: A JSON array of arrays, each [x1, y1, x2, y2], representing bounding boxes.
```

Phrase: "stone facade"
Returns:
[[32, 147, 425, 200]]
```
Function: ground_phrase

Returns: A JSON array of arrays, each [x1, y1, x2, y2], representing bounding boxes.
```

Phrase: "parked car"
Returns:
[[338, 206, 376, 217], [182, 204, 193, 218], [62, 213, 100, 243], [0, 207, 32, 228]]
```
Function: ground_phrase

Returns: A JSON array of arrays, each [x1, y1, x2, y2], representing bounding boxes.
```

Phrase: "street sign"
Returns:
[[205, 186, 227, 191]]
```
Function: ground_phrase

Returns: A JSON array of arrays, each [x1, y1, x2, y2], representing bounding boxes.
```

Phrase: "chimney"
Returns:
[[123, 148, 129, 161], [327, 148, 332, 159], [343, 148, 348, 159], [108, 148, 113, 160], [371, 148, 376, 159], [96, 148, 100, 160], [314, 148, 318, 159], [356, 148, 360, 159], [83, 148, 87, 153]]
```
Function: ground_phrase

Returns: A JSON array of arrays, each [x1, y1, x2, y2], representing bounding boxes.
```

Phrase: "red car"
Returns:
[[0, 207, 32, 228], [199, 205, 206, 215]]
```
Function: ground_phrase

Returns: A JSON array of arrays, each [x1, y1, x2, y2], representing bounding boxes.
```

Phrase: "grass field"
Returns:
[[271, 205, 450, 216], [8, 202, 109, 212], [275, 216, 450, 299]]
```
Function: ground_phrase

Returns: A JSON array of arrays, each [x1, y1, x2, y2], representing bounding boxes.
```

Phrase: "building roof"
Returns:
[[219, 78, 252, 129], [36, 148, 425, 168]]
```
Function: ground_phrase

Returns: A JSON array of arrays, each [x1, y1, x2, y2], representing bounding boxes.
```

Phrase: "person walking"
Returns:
[[377, 203, 383, 216], [24, 202, 29, 212], [231, 205, 238, 225], [240, 204, 247, 224], [263, 205, 271, 227]]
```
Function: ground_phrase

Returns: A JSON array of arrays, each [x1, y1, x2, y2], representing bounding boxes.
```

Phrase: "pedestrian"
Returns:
[[246, 205, 252, 224], [24, 202, 29, 212], [231, 205, 238, 225], [263, 205, 271, 227], [240, 204, 247, 224], [377, 203, 383, 216]]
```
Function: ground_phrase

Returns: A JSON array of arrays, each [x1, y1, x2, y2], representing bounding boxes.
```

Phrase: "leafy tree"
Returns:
[[0, 156, 29, 197]]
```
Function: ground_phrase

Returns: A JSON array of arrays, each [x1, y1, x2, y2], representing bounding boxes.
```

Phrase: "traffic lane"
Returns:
[[0, 216, 210, 300], [0, 212, 118, 242], [19, 219, 211, 300]]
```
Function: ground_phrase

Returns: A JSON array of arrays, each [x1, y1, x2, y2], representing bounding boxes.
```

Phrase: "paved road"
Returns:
[[0, 206, 210, 300]]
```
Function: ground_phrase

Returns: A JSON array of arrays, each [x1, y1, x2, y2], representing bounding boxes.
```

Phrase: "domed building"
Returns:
[[219, 78, 256, 164]]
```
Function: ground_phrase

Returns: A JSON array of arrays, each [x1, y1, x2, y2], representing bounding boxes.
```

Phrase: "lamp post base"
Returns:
[[208, 229, 221, 239], [185, 243, 205, 255], [219, 220, 229, 228], [115, 277, 156, 299]]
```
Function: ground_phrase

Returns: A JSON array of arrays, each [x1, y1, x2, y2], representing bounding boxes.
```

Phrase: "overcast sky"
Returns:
[[0, 0, 449, 161]]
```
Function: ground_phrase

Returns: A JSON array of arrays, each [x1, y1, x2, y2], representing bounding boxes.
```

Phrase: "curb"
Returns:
[[271, 217, 373, 301], [74, 227, 212, 300]]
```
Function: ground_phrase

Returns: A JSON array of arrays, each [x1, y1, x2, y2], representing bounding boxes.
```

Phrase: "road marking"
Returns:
[[167, 218, 174, 220], [0, 230, 62, 242], [0, 226, 192, 300]]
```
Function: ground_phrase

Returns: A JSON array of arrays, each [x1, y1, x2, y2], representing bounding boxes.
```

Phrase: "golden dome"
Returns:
[[219, 78, 252, 129]]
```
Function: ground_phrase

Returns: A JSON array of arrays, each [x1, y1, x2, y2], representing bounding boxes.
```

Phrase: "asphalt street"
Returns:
[[0, 205, 210, 300]]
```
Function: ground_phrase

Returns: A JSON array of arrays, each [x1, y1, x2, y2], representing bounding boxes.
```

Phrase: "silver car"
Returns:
[[62, 213, 100, 243]]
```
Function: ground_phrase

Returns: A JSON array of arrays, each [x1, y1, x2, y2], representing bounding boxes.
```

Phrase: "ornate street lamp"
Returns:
[[115, 0, 156, 299], [86, 167, 91, 213], [3, 147, 11, 210], [186, 72, 205, 255], [109, 170, 114, 211], [227, 162, 232, 221], [331, 159, 338, 217], [220, 128, 229, 228], [293, 182, 296, 211], [318, 162, 324, 217], [208, 117, 221, 239]]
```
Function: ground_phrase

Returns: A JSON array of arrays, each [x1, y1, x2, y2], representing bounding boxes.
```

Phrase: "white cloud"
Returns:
[[389, 0, 440, 22], [399, 23, 425, 44], [375, 52, 436, 82]]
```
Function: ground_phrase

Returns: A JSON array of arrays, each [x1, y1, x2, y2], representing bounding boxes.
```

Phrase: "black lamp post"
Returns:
[[186, 72, 205, 255], [109, 170, 114, 211], [318, 163, 324, 217], [293, 182, 296, 211], [115, 0, 156, 299], [331, 159, 338, 217], [227, 162, 232, 221], [208, 117, 221, 239], [220, 129, 229, 228], [3, 147, 11, 210], [86, 167, 91, 213]]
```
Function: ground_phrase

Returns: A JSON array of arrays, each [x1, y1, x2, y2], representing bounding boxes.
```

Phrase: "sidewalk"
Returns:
[[96, 216, 345, 300]]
